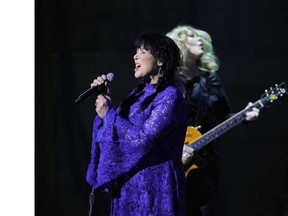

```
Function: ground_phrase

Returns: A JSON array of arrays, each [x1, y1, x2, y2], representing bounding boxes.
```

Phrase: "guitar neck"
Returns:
[[188, 100, 264, 151]]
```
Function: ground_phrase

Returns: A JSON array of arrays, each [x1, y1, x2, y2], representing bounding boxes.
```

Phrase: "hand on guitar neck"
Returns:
[[245, 102, 260, 121]]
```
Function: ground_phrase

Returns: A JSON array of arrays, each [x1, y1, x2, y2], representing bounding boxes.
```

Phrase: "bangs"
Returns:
[[134, 38, 152, 51], [134, 34, 159, 55]]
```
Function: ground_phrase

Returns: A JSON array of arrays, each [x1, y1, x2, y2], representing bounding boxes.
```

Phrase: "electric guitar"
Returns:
[[182, 82, 287, 176]]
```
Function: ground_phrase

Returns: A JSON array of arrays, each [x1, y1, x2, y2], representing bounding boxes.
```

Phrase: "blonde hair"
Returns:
[[166, 25, 219, 74]]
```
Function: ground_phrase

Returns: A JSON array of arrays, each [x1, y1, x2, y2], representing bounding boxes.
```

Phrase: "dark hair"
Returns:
[[134, 34, 181, 82], [119, 34, 181, 116]]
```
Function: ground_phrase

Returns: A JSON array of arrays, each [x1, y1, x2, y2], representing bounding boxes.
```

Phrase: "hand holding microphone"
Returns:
[[75, 73, 114, 103], [90, 74, 112, 93], [75, 73, 115, 118], [92, 74, 113, 118]]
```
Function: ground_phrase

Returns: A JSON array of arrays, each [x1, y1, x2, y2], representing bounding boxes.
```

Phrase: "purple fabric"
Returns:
[[86, 83, 188, 216]]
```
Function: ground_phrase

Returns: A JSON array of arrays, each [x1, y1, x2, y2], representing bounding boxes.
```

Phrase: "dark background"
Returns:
[[36, 0, 288, 215]]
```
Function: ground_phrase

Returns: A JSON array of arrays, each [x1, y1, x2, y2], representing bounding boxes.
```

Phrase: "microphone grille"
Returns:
[[106, 73, 115, 82]]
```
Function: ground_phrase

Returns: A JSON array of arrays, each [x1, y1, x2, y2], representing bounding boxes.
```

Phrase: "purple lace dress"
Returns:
[[86, 83, 188, 216]]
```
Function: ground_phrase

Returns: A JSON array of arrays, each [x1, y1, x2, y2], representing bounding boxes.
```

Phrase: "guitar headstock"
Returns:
[[260, 82, 287, 106]]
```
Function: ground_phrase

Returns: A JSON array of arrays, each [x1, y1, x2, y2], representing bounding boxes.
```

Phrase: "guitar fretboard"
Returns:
[[187, 100, 264, 151]]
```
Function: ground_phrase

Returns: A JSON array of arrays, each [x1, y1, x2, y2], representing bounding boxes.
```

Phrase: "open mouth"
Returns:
[[135, 63, 141, 71]]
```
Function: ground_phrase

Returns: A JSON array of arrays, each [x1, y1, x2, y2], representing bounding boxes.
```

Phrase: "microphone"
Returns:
[[75, 73, 114, 103]]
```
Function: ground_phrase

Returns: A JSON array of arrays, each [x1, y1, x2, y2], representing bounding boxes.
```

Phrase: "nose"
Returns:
[[133, 53, 138, 60], [195, 37, 203, 45], [195, 36, 201, 41]]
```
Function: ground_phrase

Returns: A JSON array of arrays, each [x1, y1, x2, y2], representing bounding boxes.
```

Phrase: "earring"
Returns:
[[158, 66, 163, 78]]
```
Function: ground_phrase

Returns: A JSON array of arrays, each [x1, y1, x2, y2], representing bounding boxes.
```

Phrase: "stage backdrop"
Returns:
[[36, 0, 288, 215]]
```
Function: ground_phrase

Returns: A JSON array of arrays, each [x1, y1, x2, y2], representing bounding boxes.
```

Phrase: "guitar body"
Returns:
[[183, 126, 202, 176], [185, 126, 202, 144]]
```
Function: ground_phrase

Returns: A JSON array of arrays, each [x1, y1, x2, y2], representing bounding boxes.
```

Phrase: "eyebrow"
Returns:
[[137, 47, 149, 52]]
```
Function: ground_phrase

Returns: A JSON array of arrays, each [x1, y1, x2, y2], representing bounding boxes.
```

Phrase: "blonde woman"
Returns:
[[167, 25, 259, 216]]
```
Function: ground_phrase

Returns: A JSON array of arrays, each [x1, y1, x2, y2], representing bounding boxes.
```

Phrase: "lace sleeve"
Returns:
[[116, 89, 181, 153], [86, 116, 103, 186]]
